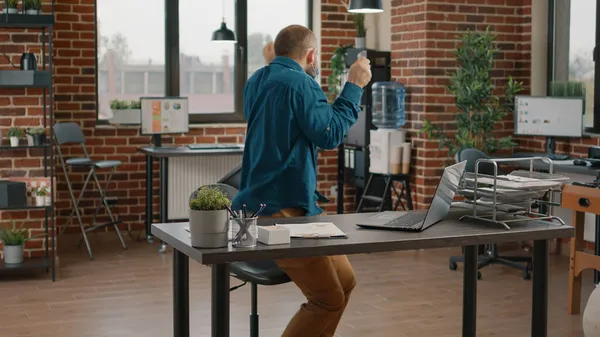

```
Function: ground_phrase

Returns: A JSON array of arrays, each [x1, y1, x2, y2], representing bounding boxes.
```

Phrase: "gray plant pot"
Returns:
[[189, 209, 229, 248], [355, 37, 366, 49], [4, 244, 24, 264], [2, 8, 18, 14], [25, 9, 39, 15]]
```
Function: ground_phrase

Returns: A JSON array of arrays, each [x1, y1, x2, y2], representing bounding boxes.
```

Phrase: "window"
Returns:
[[247, 0, 309, 78], [549, 0, 597, 131], [96, 0, 311, 124], [96, 0, 165, 121]]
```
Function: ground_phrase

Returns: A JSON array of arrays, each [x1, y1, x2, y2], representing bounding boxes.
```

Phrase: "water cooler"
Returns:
[[337, 49, 412, 213]]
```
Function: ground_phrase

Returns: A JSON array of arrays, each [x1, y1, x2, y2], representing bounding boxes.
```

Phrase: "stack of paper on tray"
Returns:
[[274, 222, 347, 239]]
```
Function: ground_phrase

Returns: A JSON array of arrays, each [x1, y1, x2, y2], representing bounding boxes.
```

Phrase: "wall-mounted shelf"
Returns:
[[0, 70, 51, 88], [0, 203, 51, 211], [0, 14, 54, 28], [0, 144, 50, 150]]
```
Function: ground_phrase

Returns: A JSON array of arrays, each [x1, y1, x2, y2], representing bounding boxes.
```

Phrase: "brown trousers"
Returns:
[[266, 208, 356, 337]]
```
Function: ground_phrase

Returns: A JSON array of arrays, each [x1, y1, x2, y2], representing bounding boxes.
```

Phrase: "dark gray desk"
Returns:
[[152, 210, 574, 337], [138, 146, 244, 245]]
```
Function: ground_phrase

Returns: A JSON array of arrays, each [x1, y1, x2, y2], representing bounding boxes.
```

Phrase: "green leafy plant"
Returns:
[[32, 0, 43, 9], [34, 186, 49, 197], [6, 0, 18, 9], [341, 0, 366, 37], [7, 127, 22, 138], [421, 27, 524, 158], [129, 99, 141, 109], [189, 186, 232, 211], [23, 0, 34, 10], [327, 44, 353, 102], [0, 221, 29, 246], [26, 127, 45, 135], [109, 99, 135, 110]]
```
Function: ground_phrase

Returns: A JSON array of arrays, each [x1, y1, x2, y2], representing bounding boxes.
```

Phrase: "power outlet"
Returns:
[[330, 185, 338, 196]]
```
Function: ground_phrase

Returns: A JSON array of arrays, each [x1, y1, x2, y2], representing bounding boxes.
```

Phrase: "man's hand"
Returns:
[[347, 56, 372, 88], [263, 42, 275, 65]]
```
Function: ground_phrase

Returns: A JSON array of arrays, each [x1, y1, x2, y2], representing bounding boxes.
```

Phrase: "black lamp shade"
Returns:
[[348, 0, 383, 13], [212, 21, 236, 43]]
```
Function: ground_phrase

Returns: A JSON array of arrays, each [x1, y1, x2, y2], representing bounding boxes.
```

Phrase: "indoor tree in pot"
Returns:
[[421, 27, 524, 160], [2, 0, 19, 14], [7, 127, 22, 147], [327, 44, 353, 102], [189, 186, 232, 248], [0, 221, 40, 264]]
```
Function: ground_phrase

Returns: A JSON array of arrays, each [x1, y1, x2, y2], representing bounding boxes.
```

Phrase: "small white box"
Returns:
[[258, 225, 291, 245]]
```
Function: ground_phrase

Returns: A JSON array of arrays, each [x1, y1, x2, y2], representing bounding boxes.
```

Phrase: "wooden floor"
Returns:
[[0, 234, 594, 337]]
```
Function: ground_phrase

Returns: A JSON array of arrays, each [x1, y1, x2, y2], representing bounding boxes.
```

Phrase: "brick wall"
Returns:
[[0, 0, 357, 257], [391, 0, 533, 209]]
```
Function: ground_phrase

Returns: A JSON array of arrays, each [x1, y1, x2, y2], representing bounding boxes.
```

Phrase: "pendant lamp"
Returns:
[[212, 1, 236, 43], [348, 0, 384, 13]]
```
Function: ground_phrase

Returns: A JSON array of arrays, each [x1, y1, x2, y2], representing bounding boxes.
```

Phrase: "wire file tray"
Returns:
[[457, 157, 568, 230]]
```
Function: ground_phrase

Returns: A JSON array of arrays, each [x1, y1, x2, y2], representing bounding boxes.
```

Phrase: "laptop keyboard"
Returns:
[[382, 213, 426, 228]]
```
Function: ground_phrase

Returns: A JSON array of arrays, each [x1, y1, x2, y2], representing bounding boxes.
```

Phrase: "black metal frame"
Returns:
[[0, 1, 56, 281], [94, 0, 313, 125], [547, 0, 600, 133]]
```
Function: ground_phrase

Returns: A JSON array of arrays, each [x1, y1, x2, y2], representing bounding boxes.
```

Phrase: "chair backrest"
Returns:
[[456, 148, 504, 176], [54, 122, 86, 145], [189, 183, 239, 204], [218, 164, 242, 190]]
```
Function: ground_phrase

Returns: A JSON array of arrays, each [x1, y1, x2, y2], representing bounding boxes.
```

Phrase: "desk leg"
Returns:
[[145, 155, 154, 243], [462, 245, 477, 337], [158, 157, 169, 253], [212, 264, 230, 337], [595, 215, 600, 285], [569, 211, 585, 314], [532, 239, 548, 337], [173, 249, 189, 337]]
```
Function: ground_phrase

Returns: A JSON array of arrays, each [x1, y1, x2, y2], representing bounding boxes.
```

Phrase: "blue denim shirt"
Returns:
[[232, 56, 363, 216]]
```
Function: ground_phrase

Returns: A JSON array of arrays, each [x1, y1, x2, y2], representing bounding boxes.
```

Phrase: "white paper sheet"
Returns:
[[274, 222, 347, 239]]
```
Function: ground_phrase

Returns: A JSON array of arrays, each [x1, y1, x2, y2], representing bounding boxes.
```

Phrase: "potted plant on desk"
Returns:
[[189, 186, 231, 248], [7, 127, 22, 147], [2, 0, 19, 14], [0, 221, 41, 264]]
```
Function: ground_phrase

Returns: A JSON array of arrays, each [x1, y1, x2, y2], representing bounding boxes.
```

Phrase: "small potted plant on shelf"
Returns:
[[2, 0, 19, 14], [27, 127, 45, 145], [23, 0, 43, 15], [0, 221, 32, 265], [108, 99, 142, 125], [341, 0, 367, 48], [33, 185, 50, 206], [188, 186, 232, 248], [7, 127, 22, 147]]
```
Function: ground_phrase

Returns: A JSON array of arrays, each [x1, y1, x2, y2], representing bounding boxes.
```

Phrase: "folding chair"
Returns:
[[54, 122, 127, 260]]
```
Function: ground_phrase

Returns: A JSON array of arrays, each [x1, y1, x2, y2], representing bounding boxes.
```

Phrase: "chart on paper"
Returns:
[[140, 97, 189, 135]]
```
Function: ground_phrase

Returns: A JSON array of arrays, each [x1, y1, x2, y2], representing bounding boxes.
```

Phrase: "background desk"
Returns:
[[138, 146, 243, 242], [152, 210, 573, 337]]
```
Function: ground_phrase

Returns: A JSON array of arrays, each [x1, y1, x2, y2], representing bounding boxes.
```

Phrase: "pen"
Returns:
[[254, 204, 267, 218], [225, 205, 238, 219], [250, 203, 264, 218], [242, 204, 247, 218]]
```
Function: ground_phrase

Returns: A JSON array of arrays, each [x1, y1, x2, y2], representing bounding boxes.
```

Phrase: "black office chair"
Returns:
[[216, 166, 292, 337], [448, 148, 533, 280]]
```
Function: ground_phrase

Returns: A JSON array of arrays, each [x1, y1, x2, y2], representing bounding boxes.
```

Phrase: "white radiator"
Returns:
[[168, 154, 243, 220]]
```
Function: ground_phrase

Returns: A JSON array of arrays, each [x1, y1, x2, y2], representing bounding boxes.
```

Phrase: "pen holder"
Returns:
[[231, 217, 258, 248]]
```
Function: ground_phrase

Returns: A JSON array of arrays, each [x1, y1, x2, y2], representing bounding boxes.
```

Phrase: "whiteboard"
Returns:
[[140, 97, 189, 135], [514, 96, 583, 137]]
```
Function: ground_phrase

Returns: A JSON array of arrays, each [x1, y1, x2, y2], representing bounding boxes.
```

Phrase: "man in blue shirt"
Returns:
[[232, 25, 371, 337]]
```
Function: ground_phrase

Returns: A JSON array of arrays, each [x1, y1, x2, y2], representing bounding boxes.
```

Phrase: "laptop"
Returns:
[[356, 160, 467, 232]]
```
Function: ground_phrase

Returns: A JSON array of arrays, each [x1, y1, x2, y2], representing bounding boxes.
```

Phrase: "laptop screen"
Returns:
[[421, 161, 467, 228]]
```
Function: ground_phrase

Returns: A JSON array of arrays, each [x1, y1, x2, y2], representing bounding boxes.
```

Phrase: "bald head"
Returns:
[[274, 25, 317, 60]]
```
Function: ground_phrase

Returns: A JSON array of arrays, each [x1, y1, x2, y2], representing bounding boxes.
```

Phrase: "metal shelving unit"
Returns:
[[0, 2, 55, 281]]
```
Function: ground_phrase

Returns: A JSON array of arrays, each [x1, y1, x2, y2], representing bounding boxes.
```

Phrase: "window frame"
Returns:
[[95, 0, 314, 125], [547, 0, 600, 134]]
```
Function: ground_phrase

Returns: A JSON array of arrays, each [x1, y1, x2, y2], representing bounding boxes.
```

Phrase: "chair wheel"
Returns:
[[449, 260, 458, 270], [523, 269, 531, 280], [478, 271, 482, 280]]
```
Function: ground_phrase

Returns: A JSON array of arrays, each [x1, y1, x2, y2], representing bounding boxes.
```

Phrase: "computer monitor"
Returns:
[[514, 96, 584, 157], [140, 97, 189, 135]]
